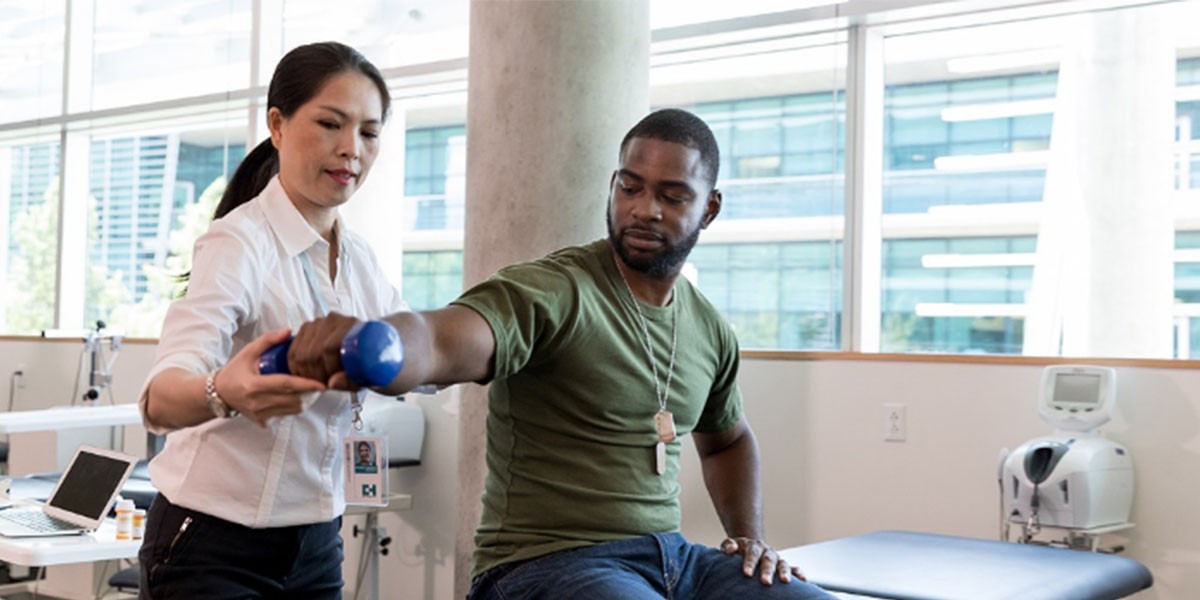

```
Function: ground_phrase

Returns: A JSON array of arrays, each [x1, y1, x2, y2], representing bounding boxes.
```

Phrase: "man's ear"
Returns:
[[701, 189, 722, 229]]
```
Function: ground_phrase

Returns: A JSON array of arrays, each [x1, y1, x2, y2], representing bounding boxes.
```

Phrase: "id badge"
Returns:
[[344, 436, 388, 506]]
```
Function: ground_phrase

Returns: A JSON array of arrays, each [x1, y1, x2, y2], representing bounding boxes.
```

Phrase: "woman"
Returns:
[[137, 42, 404, 598]]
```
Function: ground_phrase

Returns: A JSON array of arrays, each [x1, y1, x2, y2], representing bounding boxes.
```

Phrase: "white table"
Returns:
[[0, 494, 413, 599], [345, 493, 413, 515], [0, 404, 144, 597], [0, 404, 143, 476], [0, 502, 139, 600], [0, 403, 140, 434], [0, 405, 412, 598], [0, 519, 138, 567]]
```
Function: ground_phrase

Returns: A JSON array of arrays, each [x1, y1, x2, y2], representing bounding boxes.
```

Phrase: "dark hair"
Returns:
[[618, 108, 720, 188], [175, 43, 389, 294], [213, 41, 391, 221]]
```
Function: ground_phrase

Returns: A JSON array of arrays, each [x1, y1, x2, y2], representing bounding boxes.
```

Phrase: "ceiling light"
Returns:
[[940, 99, 1055, 122], [933, 150, 1049, 172]]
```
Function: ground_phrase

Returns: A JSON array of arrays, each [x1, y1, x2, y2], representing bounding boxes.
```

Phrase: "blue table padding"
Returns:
[[779, 530, 1152, 600]]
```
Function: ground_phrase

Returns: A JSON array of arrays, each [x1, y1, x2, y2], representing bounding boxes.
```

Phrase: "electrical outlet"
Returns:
[[884, 403, 906, 442], [13, 364, 26, 388]]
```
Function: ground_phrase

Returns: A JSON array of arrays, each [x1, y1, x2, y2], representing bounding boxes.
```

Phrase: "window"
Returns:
[[402, 251, 464, 311], [85, 124, 245, 336], [654, 26, 848, 350], [1179, 57, 1200, 191], [283, 0, 468, 68], [90, 1, 252, 110], [692, 241, 842, 349], [687, 88, 847, 349], [6, 0, 1200, 361], [404, 126, 466, 231], [2, 138, 61, 333], [877, 2, 1198, 358], [877, 65, 1052, 353], [881, 236, 1032, 354], [0, 2, 65, 122]]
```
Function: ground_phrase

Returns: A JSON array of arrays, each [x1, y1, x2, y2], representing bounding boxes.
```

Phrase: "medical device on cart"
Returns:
[[999, 365, 1134, 552]]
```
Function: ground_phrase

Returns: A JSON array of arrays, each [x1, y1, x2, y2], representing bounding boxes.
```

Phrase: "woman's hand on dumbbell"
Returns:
[[220, 328, 327, 427], [288, 313, 363, 390]]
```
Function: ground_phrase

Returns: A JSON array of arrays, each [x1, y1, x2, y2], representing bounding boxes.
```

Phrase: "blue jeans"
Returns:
[[466, 533, 836, 600], [138, 494, 344, 599]]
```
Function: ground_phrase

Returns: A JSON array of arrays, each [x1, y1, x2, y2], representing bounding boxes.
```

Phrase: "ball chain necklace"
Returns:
[[615, 255, 678, 476]]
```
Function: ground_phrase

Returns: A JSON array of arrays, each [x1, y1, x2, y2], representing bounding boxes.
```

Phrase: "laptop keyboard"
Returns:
[[0, 510, 78, 533]]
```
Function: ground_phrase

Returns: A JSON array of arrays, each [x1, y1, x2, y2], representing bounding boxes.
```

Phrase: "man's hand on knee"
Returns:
[[721, 537, 807, 585]]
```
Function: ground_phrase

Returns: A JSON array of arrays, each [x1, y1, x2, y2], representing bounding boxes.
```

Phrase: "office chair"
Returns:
[[108, 563, 140, 593]]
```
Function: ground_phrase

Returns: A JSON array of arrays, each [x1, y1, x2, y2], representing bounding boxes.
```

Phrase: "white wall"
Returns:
[[0, 338, 155, 464], [678, 358, 1199, 600], [2, 340, 1195, 599]]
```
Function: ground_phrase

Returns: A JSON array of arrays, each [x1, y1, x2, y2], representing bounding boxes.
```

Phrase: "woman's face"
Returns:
[[268, 70, 384, 217]]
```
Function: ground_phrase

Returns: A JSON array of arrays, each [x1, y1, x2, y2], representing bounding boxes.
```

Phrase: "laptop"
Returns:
[[0, 445, 137, 537]]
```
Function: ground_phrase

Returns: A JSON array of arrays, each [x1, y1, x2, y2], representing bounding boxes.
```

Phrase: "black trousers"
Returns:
[[137, 494, 344, 599]]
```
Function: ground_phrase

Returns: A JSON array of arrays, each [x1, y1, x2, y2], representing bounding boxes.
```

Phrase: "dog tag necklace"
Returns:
[[616, 258, 678, 476]]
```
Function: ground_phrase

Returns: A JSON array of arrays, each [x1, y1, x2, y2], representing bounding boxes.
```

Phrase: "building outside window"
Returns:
[[2, 141, 61, 332], [405, 126, 466, 232], [402, 250, 464, 312], [4, 0, 1200, 361]]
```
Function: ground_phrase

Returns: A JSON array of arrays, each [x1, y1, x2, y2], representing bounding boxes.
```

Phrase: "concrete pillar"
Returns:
[[1025, 6, 1175, 358], [457, 0, 649, 596]]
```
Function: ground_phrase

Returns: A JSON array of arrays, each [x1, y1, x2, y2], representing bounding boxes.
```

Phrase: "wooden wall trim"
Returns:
[[742, 350, 1200, 370]]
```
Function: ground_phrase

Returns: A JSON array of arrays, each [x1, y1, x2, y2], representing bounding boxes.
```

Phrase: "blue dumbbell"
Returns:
[[258, 320, 404, 388]]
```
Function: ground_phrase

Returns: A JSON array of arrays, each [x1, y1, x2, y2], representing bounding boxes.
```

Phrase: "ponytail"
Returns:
[[214, 138, 279, 221], [176, 138, 278, 292], [176, 42, 388, 293]]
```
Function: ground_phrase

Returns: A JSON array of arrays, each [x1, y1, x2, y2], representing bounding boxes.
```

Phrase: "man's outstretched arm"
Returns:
[[286, 305, 495, 395]]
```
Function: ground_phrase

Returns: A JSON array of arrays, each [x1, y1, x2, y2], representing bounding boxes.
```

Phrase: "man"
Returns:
[[287, 108, 832, 599], [355, 440, 376, 473]]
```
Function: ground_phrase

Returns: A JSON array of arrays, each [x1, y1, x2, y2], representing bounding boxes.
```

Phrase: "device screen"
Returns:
[[50, 451, 129, 519], [1053, 373, 1102, 406]]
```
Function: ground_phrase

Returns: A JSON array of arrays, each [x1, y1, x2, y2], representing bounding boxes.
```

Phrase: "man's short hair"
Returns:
[[619, 108, 720, 188]]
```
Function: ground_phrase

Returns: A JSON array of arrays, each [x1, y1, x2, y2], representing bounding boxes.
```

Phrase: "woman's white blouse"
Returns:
[[140, 175, 406, 528]]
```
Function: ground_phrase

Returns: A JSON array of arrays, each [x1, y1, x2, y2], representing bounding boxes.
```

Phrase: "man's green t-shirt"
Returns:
[[453, 239, 744, 579]]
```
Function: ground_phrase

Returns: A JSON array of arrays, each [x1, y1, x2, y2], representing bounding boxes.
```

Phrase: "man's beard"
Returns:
[[607, 210, 702, 278]]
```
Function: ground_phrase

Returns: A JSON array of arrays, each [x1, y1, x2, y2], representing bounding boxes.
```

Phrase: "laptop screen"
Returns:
[[49, 450, 133, 519]]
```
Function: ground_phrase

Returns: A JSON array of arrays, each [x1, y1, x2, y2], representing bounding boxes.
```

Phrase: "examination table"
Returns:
[[779, 530, 1152, 600]]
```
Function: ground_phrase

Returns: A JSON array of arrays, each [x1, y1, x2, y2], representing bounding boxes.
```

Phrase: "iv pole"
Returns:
[[76, 320, 122, 406]]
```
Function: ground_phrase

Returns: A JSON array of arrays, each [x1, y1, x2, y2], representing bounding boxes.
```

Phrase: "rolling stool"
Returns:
[[109, 564, 140, 592]]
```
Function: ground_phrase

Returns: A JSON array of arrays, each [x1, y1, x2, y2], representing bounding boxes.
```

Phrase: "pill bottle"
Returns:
[[132, 508, 147, 540], [115, 498, 135, 540]]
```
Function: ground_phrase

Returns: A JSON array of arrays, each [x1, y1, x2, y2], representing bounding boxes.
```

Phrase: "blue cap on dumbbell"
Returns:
[[340, 320, 404, 388], [258, 338, 292, 376]]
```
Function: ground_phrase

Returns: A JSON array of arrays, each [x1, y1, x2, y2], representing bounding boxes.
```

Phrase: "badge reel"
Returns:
[[259, 321, 403, 506], [343, 322, 404, 506]]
